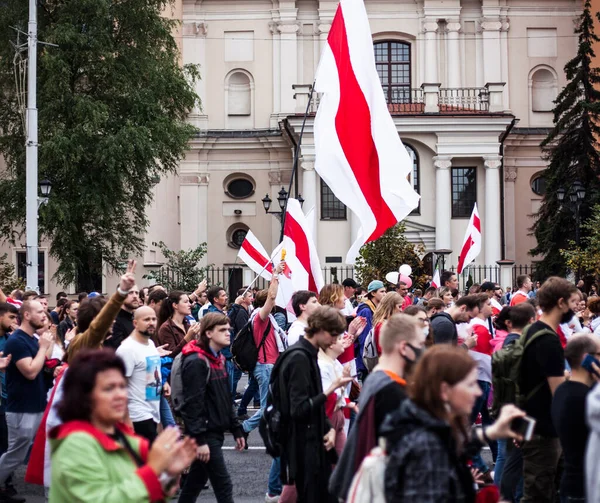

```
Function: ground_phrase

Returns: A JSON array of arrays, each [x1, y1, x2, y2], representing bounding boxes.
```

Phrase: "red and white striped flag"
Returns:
[[280, 198, 324, 293], [431, 267, 441, 289], [456, 203, 482, 274], [314, 0, 420, 264], [237, 230, 273, 281]]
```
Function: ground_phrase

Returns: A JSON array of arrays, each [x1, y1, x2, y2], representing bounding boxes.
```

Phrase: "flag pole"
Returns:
[[241, 259, 273, 297], [280, 80, 317, 242]]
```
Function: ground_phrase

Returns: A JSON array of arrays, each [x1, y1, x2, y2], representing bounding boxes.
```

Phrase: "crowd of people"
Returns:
[[0, 263, 597, 502]]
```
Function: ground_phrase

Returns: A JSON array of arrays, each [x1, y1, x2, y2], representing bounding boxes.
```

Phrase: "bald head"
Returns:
[[133, 305, 157, 338]]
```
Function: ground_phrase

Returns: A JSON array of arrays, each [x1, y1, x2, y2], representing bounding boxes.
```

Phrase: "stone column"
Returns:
[[423, 20, 439, 83], [504, 161, 517, 260], [500, 17, 510, 110], [434, 156, 452, 251], [484, 156, 502, 265], [179, 173, 210, 266], [269, 21, 281, 124], [481, 18, 502, 84], [182, 22, 208, 129], [447, 21, 461, 88], [277, 22, 300, 113]]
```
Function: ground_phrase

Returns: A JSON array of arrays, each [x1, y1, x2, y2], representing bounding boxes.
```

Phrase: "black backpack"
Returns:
[[231, 316, 271, 373]]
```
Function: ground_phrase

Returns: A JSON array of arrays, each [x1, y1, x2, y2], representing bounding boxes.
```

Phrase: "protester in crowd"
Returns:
[[411, 289, 422, 305], [371, 292, 404, 356], [424, 297, 445, 317], [330, 313, 424, 501], [583, 296, 600, 336], [49, 294, 67, 325], [147, 289, 168, 320], [228, 287, 254, 401], [116, 306, 166, 443], [49, 349, 196, 502], [317, 331, 353, 456], [552, 335, 598, 503], [278, 306, 351, 502], [403, 304, 430, 339], [395, 281, 411, 311], [510, 275, 532, 306], [436, 286, 454, 308], [156, 291, 200, 358], [382, 345, 526, 502], [519, 276, 578, 502], [0, 300, 51, 502], [529, 280, 541, 299], [352, 286, 365, 308], [0, 304, 16, 499], [417, 286, 436, 307], [341, 278, 358, 316], [287, 290, 320, 346], [103, 283, 141, 348], [178, 313, 245, 503], [441, 270, 459, 290], [355, 280, 386, 380], [57, 300, 78, 346], [430, 294, 480, 348]]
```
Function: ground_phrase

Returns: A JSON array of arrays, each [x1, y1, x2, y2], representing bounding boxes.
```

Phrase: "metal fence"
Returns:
[[447, 265, 500, 292]]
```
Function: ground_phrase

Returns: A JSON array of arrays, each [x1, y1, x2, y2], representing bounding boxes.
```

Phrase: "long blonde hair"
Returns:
[[319, 284, 344, 308], [372, 292, 403, 326]]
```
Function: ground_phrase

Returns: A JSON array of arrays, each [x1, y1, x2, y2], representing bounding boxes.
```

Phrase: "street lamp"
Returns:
[[261, 186, 304, 219], [38, 179, 52, 207], [557, 181, 586, 246]]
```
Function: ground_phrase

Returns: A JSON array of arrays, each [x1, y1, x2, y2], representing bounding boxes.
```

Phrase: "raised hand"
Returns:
[[119, 260, 137, 292], [348, 316, 367, 338]]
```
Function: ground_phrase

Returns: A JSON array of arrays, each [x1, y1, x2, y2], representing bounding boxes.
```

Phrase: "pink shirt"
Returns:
[[253, 314, 279, 365]]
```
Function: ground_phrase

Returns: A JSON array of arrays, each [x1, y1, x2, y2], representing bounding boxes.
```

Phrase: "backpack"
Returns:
[[170, 352, 210, 416], [346, 439, 388, 503], [491, 324, 556, 417], [362, 327, 379, 372], [231, 317, 271, 373]]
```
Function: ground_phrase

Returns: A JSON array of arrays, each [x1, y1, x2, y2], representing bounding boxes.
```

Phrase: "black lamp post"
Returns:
[[262, 187, 304, 236], [557, 180, 586, 246], [38, 179, 52, 208]]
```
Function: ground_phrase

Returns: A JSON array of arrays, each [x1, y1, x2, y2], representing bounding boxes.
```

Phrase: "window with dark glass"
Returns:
[[226, 178, 254, 199], [321, 179, 346, 220], [374, 41, 411, 104], [231, 229, 247, 248], [531, 175, 546, 196], [16, 251, 45, 294], [405, 144, 420, 215], [451, 167, 477, 218]]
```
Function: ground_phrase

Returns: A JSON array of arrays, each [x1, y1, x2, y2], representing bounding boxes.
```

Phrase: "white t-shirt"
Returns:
[[341, 298, 355, 317], [116, 336, 161, 423], [287, 320, 308, 346]]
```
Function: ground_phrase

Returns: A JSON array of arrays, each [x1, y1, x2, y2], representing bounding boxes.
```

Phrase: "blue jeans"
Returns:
[[268, 457, 282, 496], [238, 374, 260, 415], [242, 362, 273, 433], [226, 359, 242, 400], [494, 439, 506, 486], [470, 380, 497, 473], [160, 395, 176, 428]]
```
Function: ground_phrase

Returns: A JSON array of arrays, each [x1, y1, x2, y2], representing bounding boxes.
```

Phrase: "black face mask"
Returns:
[[403, 343, 425, 372], [560, 309, 575, 325]]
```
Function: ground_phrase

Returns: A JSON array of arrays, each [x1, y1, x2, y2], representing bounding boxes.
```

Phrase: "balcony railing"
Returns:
[[293, 82, 504, 115]]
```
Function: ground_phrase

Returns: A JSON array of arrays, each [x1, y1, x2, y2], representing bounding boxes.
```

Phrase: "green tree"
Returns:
[[355, 222, 426, 289], [530, 0, 600, 277], [0, 0, 200, 291], [143, 241, 208, 292], [0, 254, 25, 292], [561, 203, 600, 281]]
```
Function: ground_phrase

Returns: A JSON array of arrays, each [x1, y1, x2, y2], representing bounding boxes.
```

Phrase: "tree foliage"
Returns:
[[561, 204, 600, 281], [0, 254, 25, 292], [143, 241, 208, 292], [530, 0, 600, 278], [355, 223, 427, 289], [0, 0, 200, 291]]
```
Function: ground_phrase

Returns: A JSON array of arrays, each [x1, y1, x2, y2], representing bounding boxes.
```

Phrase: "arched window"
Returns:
[[226, 70, 252, 116], [374, 41, 411, 104], [226, 223, 249, 249], [530, 172, 547, 196], [530, 67, 558, 112], [404, 144, 420, 215]]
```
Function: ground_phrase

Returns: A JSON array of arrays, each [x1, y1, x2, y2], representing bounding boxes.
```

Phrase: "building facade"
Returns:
[[3, 0, 581, 297]]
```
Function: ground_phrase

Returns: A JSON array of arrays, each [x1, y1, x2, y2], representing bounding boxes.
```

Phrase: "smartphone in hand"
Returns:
[[510, 416, 536, 441], [582, 354, 600, 378]]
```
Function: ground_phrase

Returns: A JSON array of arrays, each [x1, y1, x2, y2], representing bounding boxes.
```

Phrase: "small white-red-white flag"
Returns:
[[456, 203, 482, 274], [314, 0, 420, 264], [431, 267, 441, 289], [237, 230, 273, 281]]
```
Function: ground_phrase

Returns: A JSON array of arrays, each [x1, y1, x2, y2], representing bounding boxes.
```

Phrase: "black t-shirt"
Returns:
[[551, 380, 589, 498], [520, 320, 564, 437], [4, 329, 47, 413]]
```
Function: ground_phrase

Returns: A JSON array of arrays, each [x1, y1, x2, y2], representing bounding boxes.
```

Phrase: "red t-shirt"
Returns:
[[253, 314, 279, 365], [374, 322, 383, 355], [510, 291, 529, 306]]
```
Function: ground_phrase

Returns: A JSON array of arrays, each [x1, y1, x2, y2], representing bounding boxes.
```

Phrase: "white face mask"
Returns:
[[423, 326, 430, 337]]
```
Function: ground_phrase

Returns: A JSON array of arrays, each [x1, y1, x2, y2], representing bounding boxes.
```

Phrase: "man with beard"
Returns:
[[0, 301, 52, 502], [117, 306, 168, 443], [277, 306, 352, 503], [430, 294, 480, 349], [519, 277, 579, 502], [330, 314, 425, 502], [104, 284, 141, 348]]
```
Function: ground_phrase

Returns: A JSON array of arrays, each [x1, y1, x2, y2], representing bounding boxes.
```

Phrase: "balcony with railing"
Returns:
[[293, 82, 505, 116]]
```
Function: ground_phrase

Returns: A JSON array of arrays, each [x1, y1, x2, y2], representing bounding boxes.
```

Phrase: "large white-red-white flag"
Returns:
[[314, 0, 420, 263], [456, 203, 482, 274], [237, 230, 273, 281]]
